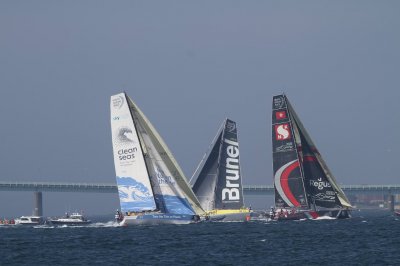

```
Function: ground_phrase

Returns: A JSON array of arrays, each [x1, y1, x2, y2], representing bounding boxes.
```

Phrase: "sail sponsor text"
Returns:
[[222, 139, 241, 202]]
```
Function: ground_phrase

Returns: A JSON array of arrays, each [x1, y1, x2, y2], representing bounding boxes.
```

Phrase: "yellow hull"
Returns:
[[203, 209, 251, 222]]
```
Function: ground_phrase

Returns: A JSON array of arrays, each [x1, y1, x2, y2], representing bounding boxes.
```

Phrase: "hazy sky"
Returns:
[[1, 1, 399, 216]]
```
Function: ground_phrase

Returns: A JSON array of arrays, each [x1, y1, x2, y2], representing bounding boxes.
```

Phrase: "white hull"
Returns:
[[14, 216, 44, 226], [120, 213, 196, 226]]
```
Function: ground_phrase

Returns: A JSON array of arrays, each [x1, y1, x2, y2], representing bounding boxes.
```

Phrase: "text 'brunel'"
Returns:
[[222, 139, 241, 201]]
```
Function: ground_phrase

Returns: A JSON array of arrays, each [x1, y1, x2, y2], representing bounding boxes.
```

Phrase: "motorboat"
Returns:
[[14, 215, 44, 225], [48, 212, 91, 226]]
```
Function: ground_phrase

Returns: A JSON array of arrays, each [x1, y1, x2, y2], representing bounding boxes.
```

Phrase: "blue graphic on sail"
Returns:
[[155, 194, 195, 215], [116, 176, 157, 212]]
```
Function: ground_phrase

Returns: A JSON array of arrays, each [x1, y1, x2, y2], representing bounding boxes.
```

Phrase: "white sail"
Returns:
[[127, 96, 205, 215], [110, 93, 157, 213]]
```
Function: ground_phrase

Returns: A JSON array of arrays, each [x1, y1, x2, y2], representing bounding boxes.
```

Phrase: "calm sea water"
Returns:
[[1, 210, 399, 265]]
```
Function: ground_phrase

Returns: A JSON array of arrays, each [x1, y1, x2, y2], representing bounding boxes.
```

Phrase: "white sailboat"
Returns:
[[110, 92, 204, 225]]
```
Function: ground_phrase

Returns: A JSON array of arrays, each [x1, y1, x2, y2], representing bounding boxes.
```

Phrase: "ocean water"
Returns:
[[1, 210, 399, 265]]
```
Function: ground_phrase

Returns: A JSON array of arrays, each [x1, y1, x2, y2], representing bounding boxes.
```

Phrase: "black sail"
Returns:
[[272, 95, 308, 208], [191, 119, 244, 210], [214, 119, 244, 209]]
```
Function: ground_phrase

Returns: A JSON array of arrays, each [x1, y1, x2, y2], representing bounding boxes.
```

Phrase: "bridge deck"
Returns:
[[1, 181, 400, 194]]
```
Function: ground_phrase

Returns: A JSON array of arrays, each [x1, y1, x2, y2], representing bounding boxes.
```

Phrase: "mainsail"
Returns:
[[111, 92, 204, 215], [272, 94, 351, 210], [110, 93, 157, 213], [190, 119, 244, 211]]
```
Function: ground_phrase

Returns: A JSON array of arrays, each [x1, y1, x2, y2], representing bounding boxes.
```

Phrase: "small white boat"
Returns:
[[14, 216, 44, 225], [48, 212, 91, 226]]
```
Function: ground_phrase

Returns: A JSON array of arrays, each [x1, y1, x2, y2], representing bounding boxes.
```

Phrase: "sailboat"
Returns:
[[271, 94, 352, 220], [190, 118, 250, 222], [110, 92, 204, 225]]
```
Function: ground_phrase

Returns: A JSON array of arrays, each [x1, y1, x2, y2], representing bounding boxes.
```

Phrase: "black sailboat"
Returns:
[[190, 118, 250, 221], [271, 94, 352, 220]]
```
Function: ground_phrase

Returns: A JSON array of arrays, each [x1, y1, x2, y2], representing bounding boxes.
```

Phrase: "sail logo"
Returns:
[[275, 111, 287, 120], [275, 142, 294, 152], [313, 193, 335, 202], [113, 114, 130, 121], [112, 95, 125, 109], [155, 167, 175, 185], [226, 121, 236, 133], [275, 124, 291, 140], [117, 127, 136, 144], [222, 139, 241, 202], [273, 96, 286, 109], [118, 147, 138, 161], [310, 178, 331, 190]]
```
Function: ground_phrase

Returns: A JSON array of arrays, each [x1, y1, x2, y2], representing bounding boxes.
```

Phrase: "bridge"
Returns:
[[1, 181, 399, 215]]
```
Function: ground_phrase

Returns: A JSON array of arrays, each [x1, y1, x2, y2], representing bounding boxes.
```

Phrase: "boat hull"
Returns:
[[120, 213, 197, 225], [272, 209, 351, 221], [307, 209, 352, 219], [206, 212, 251, 222], [49, 220, 91, 226]]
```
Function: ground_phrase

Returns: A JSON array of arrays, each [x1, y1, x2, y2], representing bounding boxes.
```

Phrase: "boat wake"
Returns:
[[313, 216, 336, 221], [87, 221, 120, 227], [33, 221, 120, 229]]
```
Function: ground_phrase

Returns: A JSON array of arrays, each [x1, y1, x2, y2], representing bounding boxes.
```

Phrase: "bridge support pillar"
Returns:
[[389, 194, 395, 212], [34, 192, 43, 216]]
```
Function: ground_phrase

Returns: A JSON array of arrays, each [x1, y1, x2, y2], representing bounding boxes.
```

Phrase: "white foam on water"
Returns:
[[313, 216, 336, 220], [87, 221, 120, 227]]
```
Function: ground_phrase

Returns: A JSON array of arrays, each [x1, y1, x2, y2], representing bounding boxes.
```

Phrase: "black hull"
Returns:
[[273, 209, 351, 221], [275, 212, 306, 221]]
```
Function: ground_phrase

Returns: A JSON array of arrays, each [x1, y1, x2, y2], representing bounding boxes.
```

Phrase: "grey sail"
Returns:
[[190, 125, 224, 211]]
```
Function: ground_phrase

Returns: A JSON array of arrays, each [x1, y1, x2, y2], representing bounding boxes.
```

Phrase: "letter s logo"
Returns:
[[275, 124, 291, 140]]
